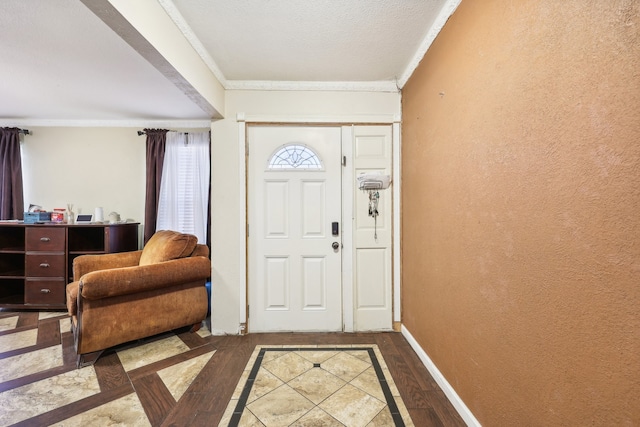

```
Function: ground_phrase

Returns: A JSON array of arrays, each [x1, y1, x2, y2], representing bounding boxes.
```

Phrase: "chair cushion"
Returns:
[[139, 230, 198, 266]]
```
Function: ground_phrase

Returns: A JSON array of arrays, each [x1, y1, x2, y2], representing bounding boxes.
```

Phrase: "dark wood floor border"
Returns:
[[134, 373, 177, 426], [94, 351, 130, 391], [15, 312, 40, 329], [380, 333, 466, 427], [161, 342, 255, 426], [375, 334, 434, 409], [389, 332, 441, 390], [178, 328, 209, 349], [36, 318, 61, 346]]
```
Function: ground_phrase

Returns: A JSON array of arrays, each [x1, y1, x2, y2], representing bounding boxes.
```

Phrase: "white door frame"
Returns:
[[236, 113, 401, 333]]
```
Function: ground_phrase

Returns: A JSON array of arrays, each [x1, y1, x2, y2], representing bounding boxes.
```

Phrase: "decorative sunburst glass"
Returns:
[[268, 144, 323, 169]]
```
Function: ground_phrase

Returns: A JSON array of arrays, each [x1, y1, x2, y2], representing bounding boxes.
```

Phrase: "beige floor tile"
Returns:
[[288, 367, 346, 404], [294, 406, 344, 426], [246, 385, 314, 426], [0, 315, 19, 332], [238, 408, 265, 426], [196, 323, 212, 338], [248, 367, 284, 403], [50, 392, 150, 426], [295, 350, 338, 364], [321, 352, 371, 382], [262, 352, 313, 382], [0, 366, 100, 425], [38, 311, 66, 320], [0, 328, 37, 352], [0, 344, 64, 383], [117, 335, 189, 371], [319, 383, 386, 427], [350, 367, 386, 402], [157, 350, 215, 401], [366, 407, 394, 427], [59, 317, 72, 334]]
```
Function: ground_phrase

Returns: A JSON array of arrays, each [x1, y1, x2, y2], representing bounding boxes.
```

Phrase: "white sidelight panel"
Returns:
[[352, 125, 393, 331], [355, 134, 387, 158], [355, 248, 388, 308]]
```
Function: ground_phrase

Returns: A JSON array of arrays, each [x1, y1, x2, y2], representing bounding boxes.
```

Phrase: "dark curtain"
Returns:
[[0, 128, 24, 220], [144, 129, 168, 244]]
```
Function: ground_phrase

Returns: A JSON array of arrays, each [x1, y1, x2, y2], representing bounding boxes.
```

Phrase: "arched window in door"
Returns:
[[268, 144, 323, 170]]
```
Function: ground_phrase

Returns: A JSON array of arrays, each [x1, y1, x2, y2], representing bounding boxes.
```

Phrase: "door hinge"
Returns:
[[342, 156, 347, 166]]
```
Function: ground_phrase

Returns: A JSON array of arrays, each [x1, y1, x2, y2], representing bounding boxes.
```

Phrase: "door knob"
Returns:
[[332, 242, 340, 250]]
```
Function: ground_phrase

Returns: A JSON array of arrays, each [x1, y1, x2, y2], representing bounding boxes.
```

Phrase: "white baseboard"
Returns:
[[401, 325, 481, 427]]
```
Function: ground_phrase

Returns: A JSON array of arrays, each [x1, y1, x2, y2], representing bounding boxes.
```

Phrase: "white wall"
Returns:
[[210, 89, 401, 334], [21, 127, 146, 245]]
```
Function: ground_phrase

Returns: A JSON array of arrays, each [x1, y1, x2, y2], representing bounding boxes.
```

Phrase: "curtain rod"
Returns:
[[137, 130, 177, 136], [138, 130, 210, 136], [19, 128, 31, 135], [137, 129, 209, 136]]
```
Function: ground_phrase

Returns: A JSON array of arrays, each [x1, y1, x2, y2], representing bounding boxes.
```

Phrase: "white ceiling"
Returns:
[[0, 0, 458, 126]]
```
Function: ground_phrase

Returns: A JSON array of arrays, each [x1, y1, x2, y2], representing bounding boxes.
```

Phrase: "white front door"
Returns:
[[248, 126, 343, 332]]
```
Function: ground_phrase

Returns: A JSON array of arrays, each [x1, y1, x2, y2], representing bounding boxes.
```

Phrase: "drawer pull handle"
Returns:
[[40, 237, 51, 242], [39, 263, 50, 268], [40, 289, 51, 294]]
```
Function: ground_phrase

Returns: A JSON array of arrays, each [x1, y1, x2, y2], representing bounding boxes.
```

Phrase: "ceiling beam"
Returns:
[[81, 0, 225, 119]]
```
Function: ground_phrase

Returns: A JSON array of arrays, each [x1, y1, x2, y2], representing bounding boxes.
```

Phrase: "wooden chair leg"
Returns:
[[189, 322, 202, 333]]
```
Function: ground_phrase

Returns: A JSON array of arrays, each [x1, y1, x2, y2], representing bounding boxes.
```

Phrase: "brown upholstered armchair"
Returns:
[[66, 230, 210, 368]]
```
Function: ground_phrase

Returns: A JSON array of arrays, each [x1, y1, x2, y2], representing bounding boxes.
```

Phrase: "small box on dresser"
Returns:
[[23, 212, 51, 224]]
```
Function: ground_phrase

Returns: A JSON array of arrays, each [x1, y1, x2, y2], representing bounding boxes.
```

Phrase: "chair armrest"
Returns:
[[79, 256, 211, 300], [73, 251, 142, 281]]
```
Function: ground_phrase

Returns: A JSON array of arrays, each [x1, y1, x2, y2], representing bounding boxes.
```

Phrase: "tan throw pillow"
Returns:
[[139, 230, 198, 266]]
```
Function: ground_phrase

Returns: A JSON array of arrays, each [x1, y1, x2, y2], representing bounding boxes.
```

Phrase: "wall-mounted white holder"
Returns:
[[357, 172, 391, 190]]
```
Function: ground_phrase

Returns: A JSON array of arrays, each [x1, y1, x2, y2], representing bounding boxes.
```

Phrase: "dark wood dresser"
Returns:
[[0, 222, 139, 309]]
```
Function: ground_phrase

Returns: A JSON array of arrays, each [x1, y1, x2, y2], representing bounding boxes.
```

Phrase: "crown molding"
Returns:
[[224, 80, 399, 92], [0, 119, 212, 128]]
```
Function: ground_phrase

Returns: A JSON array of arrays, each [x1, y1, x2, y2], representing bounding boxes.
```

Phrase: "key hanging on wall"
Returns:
[[368, 189, 380, 241]]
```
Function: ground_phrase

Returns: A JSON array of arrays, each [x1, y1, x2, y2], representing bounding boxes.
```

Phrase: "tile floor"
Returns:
[[219, 345, 414, 426], [0, 311, 214, 426], [0, 310, 463, 426]]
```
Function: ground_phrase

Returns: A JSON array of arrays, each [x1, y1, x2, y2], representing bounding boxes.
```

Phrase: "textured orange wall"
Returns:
[[401, 1, 639, 425]]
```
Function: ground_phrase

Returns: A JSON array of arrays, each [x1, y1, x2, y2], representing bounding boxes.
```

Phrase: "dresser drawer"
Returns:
[[26, 227, 66, 251], [26, 254, 65, 277], [25, 279, 66, 305]]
